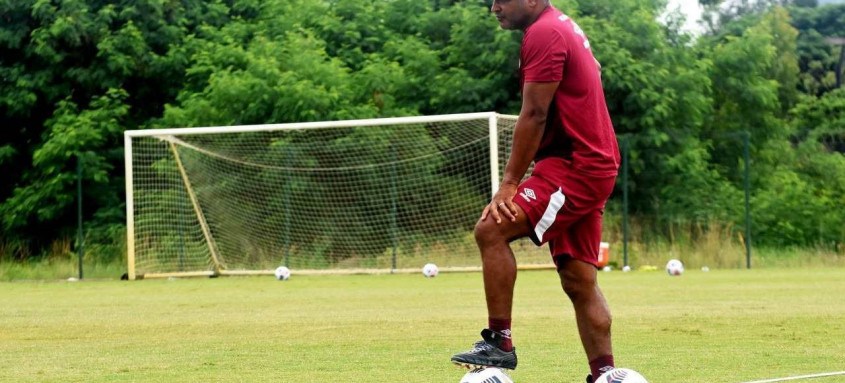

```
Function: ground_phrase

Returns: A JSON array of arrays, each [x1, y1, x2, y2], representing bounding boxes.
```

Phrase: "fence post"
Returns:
[[76, 155, 84, 280], [390, 145, 399, 273], [743, 131, 752, 269], [622, 137, 630, 268], [283, 149, 292, 268]]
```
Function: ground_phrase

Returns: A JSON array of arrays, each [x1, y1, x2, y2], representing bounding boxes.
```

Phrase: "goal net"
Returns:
[[125, 112, 549, 279]]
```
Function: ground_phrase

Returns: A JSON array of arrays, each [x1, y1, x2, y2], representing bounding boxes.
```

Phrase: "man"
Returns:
[[449, 0, 620, 382]]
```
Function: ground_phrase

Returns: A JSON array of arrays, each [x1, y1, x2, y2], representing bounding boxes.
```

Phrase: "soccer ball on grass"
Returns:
[[274, 266, 291, 281], [665, 259, 684, 276], [422, 263, 439, 278]]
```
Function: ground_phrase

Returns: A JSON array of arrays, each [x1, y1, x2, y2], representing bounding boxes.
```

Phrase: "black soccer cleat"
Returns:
[[586, 375, 594, 383], [451, 329, 518, 370]]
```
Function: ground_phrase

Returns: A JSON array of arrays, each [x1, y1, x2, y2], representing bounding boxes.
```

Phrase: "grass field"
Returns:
[[1, 268, 844, 382]]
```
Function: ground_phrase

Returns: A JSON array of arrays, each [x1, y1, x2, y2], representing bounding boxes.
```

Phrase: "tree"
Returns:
[[790, 4, 845, 95], [792, 88, 845, 150], [2, 0, 843, 261], [0, 0, 230, 255]]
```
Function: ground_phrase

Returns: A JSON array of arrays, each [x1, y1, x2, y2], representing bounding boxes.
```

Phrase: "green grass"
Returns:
[[2, 268, 845, 382], [0, 259, 126, 281]]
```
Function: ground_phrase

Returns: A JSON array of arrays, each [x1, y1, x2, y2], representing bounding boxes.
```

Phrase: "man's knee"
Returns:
[[473, 206, 531, 249], [558, 263, 598, 300], [474, 219, 503, 248], [561, 277, 591, 300]]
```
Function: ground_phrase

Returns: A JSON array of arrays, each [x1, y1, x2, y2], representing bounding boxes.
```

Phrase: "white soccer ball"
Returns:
[[665, 259, 684, 276], [274, 266, 291, 281], [622, 265, 631, 272], [596, 368, 648, 383], [460, 367, 514, 383], [422, 263, 439, 278]]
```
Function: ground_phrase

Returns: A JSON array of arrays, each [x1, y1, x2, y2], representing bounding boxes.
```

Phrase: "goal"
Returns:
[[124, 112, 547, 280]]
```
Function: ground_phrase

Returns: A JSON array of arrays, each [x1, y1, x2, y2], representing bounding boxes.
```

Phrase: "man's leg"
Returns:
[[475, 206, 531, 326], [557, 256, 614, 379], [450, 204, 531, 369], [555, 205, 615, 379]]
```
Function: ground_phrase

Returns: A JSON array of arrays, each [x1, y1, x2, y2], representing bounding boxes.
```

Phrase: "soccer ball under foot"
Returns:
[[596, 368, 648, 383], [460, 367, 514, 383]]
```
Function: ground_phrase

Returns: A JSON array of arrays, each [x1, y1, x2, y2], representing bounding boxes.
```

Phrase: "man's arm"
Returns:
[[485, 81, 559, 223], [502, 81, 559, 186]]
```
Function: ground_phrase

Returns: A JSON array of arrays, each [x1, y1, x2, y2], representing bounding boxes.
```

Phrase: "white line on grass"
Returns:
[[740, 371, 845, 383]]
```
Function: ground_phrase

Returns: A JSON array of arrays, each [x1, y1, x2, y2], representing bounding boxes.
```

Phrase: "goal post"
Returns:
[[124, 112, 545, 280]]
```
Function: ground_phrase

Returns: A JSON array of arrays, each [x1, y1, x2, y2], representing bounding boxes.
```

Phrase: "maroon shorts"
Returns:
[[511, 158, 616, 268]]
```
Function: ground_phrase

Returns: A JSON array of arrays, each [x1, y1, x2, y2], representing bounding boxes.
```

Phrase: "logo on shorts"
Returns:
[[519, 188, 537, 202]]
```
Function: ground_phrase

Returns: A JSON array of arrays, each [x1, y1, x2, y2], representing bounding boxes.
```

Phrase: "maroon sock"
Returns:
[[488, 317, 513, 352], [589, 355, 615, 379]]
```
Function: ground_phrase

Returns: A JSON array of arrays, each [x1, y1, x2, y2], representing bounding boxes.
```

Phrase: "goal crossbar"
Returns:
[[124, 112, 500, 138]]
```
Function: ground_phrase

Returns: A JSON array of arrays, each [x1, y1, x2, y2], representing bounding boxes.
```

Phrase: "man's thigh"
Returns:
[[551, 209, 604, 268], [512, 172, 615, 266], [511, 174, 586, 245], [475, 200, 533, 243]]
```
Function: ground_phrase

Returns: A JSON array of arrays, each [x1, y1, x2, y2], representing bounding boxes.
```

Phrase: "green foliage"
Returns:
[[752, 167, 839, 246], [792, 88, 845, 144], [782, 89, 845, 247], [1, 89, 128, 231], [1, 0, 844, 265], [790, 4, 845, 96], [0, 0, 231, 254]]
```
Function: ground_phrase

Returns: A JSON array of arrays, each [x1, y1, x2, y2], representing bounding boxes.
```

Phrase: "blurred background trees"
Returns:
[[1, 0, 843, 263]]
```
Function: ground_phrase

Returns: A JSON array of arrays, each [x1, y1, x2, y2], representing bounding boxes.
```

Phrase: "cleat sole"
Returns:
[[452, 361, 514, 371]]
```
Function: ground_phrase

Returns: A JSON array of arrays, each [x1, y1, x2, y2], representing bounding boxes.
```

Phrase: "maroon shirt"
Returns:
[[521, 6, 620, 178]]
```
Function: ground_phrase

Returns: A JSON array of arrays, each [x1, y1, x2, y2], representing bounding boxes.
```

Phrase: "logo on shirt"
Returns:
[[520, 188, 537, 202]]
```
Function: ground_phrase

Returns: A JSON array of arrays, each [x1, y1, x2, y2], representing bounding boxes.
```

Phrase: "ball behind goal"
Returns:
[[422, 263, 439, 278], [274, 266, 291, 281]]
